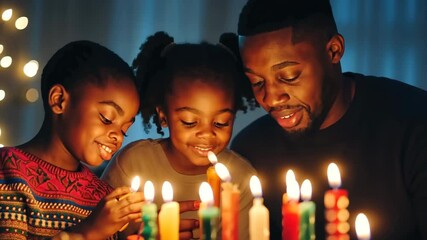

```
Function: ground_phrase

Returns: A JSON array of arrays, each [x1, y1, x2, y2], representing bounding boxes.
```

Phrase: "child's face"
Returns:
[[59, 76, 139, 167], [160, 78, 235, 168]]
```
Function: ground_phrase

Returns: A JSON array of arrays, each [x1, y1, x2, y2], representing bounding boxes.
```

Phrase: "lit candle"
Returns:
[[119, 176, 141, 231], [355, 213, 370, 240], [207, 151, 221, 207], [282, 170, 300, 240], [215, 162, 239, 240], [249, 175, 270, 240], [159, 181, 179, 240], [324, 163, 350, 239], [299, 179, 316, 240], [198, 182, 220, 240], [141, 180, 158, 240]]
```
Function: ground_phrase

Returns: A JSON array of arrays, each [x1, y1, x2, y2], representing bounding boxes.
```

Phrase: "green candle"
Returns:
[[142, 181, 158, 240], [200, 206, 219, 240], [142, 202, 158, 240], [299, 179, 316, 240], [199, 182, 219, 240]]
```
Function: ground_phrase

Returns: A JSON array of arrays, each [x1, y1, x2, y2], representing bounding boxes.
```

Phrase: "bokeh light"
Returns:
[[23, 60, 39, 77], [0, 89, 5, 101], [0, 56, 12, 68], [26, 88, 39, 102], [0, 44, 3, 54], [15, 16, 29, 30], [1, 9, 12, 21]]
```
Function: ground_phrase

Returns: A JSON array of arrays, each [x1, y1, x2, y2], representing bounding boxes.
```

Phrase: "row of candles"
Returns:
[[282, 163, 371, 240], [124, 152, 371, 240]]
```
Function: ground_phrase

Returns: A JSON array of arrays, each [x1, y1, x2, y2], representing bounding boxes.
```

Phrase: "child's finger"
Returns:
[[178, 200, 200, 213]]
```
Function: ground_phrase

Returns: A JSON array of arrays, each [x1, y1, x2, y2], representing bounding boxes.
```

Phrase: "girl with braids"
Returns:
[[102, 31, 257, 240]]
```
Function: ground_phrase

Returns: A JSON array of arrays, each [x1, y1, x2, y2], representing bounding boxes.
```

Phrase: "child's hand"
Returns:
[[178, 200, 200, 240], [69, 186, 145, 240]]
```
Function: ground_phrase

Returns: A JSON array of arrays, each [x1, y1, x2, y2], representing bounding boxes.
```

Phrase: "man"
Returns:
[[230, 0, 427, 239]]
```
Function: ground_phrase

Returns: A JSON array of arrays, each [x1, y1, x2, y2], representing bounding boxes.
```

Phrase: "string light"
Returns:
[[0, 89, 5, 101], [0, 56, 12, 68], [1, 9, 12, 21], [15, 16, 29, 30], [23, 60, 39, 77], [25, 88, 39, 103]]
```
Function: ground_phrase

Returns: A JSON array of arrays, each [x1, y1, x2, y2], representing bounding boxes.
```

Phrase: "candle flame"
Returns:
[[327, 162, 342, 188], [286, 179, 300, 201], [355, 213, 371, 240], [214, 162, 231, 182], [285, 169, 296, 186], [162, 181, 173, 202], [249, 175, 263, 198], [130, 176, 141, 192], [144, 180, 155, 202], [199, 182, 214, 205], [300, 179, 312, 201], [207, 151, 218, 164]]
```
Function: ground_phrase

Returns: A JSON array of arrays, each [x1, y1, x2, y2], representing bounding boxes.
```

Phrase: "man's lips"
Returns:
[[270, 106, 304, 129]]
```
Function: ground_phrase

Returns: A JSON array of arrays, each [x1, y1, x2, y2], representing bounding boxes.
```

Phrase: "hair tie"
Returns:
[[160, 42, 176, 57]]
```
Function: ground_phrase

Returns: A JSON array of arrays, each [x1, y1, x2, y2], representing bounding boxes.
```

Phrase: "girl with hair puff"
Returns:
[[102, 31, 257, 240]]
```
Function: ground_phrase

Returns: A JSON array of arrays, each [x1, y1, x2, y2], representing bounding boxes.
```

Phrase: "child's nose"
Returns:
[[196, 124, 216, 138]]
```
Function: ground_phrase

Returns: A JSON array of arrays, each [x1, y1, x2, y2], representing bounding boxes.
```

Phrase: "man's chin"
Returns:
[[280, 124, 316, 140]]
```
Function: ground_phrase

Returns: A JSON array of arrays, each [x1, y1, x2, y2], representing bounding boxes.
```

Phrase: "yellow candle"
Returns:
[[215, 162, 239, 240], [207, 151, 221, 207], [355, 213, 370, 240], [249, 175, 270, 240], [159, 181, 179, 240]]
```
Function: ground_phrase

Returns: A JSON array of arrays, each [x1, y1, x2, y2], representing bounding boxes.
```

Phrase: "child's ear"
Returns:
[[156, 106, 168, 128], [326, 33, 345, 64], [48, 84, 68, 114]]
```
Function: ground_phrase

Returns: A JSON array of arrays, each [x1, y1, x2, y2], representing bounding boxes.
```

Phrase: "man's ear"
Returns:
[[48, 84, 68, 114], [326, 33, 345, 64], [156, 106, 168, 127]]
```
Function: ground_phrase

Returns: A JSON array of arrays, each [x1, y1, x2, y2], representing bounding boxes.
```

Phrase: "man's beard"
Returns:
[[279, 80, 338, 140]]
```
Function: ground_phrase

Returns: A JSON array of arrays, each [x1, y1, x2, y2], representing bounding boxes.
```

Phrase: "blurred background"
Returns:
[[1, 0, 426, 149]]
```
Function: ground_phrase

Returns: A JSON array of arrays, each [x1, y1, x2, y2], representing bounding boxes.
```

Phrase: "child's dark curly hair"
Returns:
[[132, 31, 257, 136]]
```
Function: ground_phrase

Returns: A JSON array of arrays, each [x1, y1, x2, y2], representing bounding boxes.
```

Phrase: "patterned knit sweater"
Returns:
[[0, 147, 113, 239]]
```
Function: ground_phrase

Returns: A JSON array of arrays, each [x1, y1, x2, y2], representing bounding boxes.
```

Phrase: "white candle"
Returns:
[[249, 175, 270, 240], [159, 181, 179, 240], [355, 213, 370, 240]]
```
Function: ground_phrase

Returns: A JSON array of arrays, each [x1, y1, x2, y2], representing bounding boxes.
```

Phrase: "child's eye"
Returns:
[[181, 120, 196, 127], [100, 114, 112, 124], [214, 122, 230, 128], [251, 79, 264, 88], [121, 131, 128, 137]]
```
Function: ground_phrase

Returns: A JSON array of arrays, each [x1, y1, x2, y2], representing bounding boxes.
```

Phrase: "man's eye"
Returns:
[[100, 114, 112, 124], [181, 120, 196, 127]]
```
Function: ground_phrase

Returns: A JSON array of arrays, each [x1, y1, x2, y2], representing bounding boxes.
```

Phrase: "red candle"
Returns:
[[207, 151, 221, 207], [282, 170, 300, 240], [324, 163, 350, 240], [215, 162, 239, 240]]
